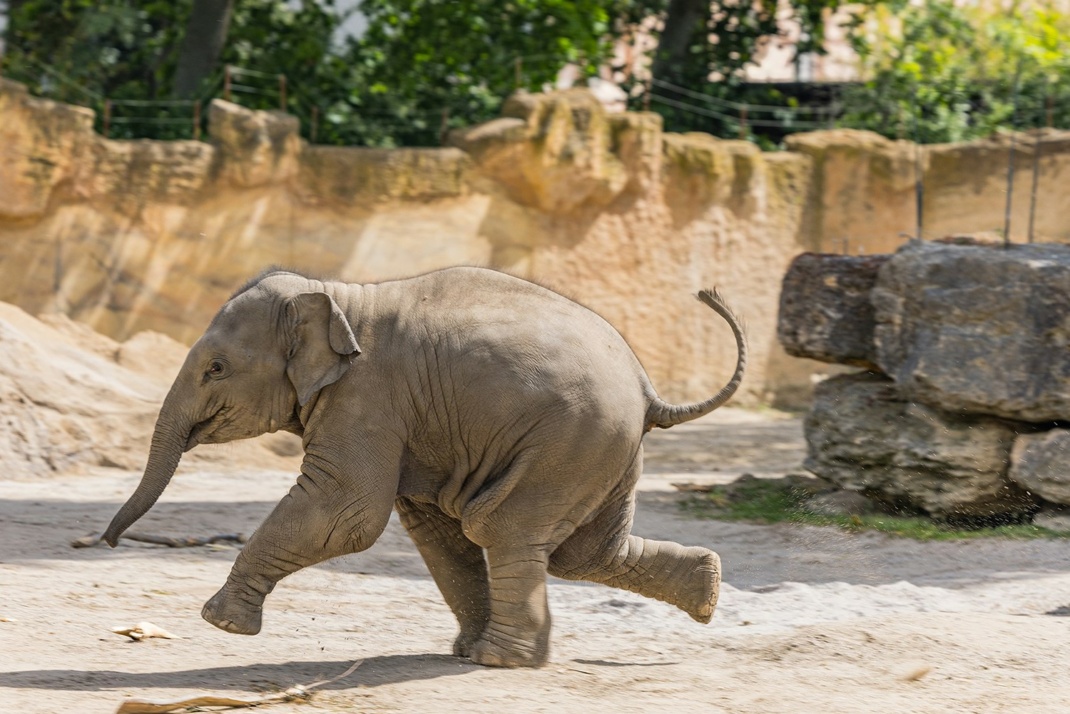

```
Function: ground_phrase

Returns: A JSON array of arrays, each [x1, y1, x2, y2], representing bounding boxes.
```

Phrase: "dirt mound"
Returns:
[[0, 304, 300, 478]]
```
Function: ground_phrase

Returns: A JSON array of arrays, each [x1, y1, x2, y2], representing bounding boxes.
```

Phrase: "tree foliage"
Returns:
[[839, 0, 1070, 143], [10, 0, 1054, 148], [616, 0, 870, 147], [317, 0, 635, 146], [2, 0, 344, 138], [3, 0, 189, 101], [2, 0, 639, 144]]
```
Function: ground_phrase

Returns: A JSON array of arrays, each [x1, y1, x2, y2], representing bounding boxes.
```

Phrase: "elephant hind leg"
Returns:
[[396, 497, 490, 657], [468, 544, 551, 668], [548, 493, 721, 624]]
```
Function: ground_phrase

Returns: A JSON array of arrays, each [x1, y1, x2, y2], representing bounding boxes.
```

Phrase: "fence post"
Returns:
[[911, 85, 924, 241], [223, 65, 232, 102], [103, 99, 112, 138], [193, 100, 202, 140], [1003, 64, 1023, 248], [738, 105, 748, 140], [439, 107, 450, 146], [310, 105, 319, 144], [1028, 132, 1043, 243], [278, 74, 287, 111]]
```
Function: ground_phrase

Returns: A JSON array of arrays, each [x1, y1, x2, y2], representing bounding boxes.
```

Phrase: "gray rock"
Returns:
[[802, 489, 877, 517], [804, 372, 1036, 517], [777, 253, 887, 369], [1033, 508, 1070, 533], [1009, 430, 1070, 505], [873, 241, 1070, 422]]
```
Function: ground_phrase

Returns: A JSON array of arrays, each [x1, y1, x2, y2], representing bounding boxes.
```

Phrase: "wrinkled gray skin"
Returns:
[[104, 267, 747, 668]]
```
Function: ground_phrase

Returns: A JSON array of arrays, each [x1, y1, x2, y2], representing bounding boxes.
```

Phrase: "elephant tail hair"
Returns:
[[645, 288, 747, 430]]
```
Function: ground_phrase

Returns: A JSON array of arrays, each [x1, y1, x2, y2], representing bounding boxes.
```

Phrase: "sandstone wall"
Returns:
[[4, 78, 1067, 405], [787, 129, 1070, 253]]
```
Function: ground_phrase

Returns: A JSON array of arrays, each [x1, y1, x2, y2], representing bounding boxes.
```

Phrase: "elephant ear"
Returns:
[[285, 292, 360, 406]]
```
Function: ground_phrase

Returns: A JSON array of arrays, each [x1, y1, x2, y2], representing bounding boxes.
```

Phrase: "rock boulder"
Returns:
[[0, 303, 301, 477], [209, 99, 301, 188], [0, 78, 96, 220], [1033, 508, 1070, 533], [777, 253, 887, 368], [1009, 430, 1070, 506], [448, 89, 629, 213], [804, 372, 1035, 517], [873, 241, 1070, 422]]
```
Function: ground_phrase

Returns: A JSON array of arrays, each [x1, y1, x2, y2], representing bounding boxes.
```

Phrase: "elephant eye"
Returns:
[[206, 360, 226, 377]]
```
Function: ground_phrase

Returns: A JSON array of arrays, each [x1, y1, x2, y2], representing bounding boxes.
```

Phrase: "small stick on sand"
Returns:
[[114, 659, 364, 713], [71, 532, 247, 549]]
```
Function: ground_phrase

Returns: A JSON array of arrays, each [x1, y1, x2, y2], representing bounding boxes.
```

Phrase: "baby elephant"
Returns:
[[104, 267, 746, 668]]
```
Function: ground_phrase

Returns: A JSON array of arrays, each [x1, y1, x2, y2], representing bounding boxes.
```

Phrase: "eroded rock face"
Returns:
[[787, 128, 1070, 250], [296, 146, 470, 205], [777, 253, 887, 368], [0, 79, 96, 220], [1010, 430, 1070, 506], [804, 372, 1035, 517], [873, 241, 1070, 422], [0, 81, 822, 405], [209, 99, 301, 187], [0, 303, 300, 477], [0, 303, 169, 475], [662, 133, 760, 207], [449, 89, 630, 213], [87, 138, 216, 212]]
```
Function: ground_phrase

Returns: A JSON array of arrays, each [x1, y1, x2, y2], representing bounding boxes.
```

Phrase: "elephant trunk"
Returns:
[[103, 389, 194, 547]]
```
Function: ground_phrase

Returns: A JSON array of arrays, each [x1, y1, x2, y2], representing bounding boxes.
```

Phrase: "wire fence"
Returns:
[[8, 45, 1070, 147], [9, 51, 1070, 152], [3, 52, 861, 146]]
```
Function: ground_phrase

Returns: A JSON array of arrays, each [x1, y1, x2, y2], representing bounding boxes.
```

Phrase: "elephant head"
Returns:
[[103, 272, 360, 546]]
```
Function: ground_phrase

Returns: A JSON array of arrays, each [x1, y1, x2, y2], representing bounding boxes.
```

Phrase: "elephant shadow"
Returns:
[[0, 654, 479, 694]]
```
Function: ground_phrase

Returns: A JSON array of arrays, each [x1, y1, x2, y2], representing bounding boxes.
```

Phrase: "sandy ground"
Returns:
[[2, 408, 1069, 713]]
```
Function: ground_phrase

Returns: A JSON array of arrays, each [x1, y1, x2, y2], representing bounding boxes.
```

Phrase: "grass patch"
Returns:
[[680, 477, 1070, 541]]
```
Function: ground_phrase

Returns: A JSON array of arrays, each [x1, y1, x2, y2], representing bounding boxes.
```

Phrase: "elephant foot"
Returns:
[[452, 627, 483, 658], [467, 628, 549, 668], [202, 585, 263, 635], [682, 550, 721, 624]]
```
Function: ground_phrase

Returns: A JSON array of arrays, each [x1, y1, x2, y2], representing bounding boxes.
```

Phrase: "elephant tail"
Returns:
[[644, 288, 747, 430]]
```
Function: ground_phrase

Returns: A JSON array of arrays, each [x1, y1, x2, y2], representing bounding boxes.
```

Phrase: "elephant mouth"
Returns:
[[185, 415, 217, 452]]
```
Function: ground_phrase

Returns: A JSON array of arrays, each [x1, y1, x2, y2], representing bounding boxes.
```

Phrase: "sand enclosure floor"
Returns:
[[2, 408, 1069, 713]]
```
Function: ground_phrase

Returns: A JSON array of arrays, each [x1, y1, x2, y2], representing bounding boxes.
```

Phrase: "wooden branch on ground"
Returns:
[[114, 659, 364, 713], [71, 532, 247, 549]]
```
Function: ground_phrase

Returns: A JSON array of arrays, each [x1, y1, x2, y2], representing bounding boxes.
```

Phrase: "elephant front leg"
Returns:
[[395, 498, 490, 657], [203, 469, 394, 635], [201, 544, 280, 635], [468, 545, 551, 668]]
